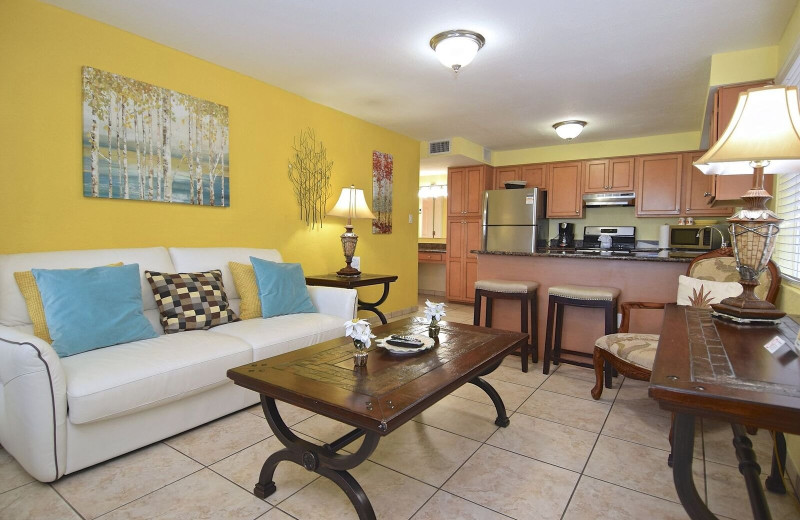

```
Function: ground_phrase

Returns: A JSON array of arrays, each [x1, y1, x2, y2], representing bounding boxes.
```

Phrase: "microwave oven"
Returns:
[[668, 224, 729, 251]]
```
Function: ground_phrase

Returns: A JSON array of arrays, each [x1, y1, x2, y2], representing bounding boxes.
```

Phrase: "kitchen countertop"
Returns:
[[471, 249, 694, 263], [418, 243, 446, 253]]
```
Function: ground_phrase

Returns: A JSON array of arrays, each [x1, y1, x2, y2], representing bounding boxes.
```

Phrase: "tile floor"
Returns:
[[1, 297, 799, 519]]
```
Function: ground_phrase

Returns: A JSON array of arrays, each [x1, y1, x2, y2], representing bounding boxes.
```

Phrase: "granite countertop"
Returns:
[[471, 249, 693, 263], [418, 243, 446, 253]]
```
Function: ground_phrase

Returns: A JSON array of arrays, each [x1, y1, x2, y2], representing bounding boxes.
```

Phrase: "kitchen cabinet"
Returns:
[[635, 154, 683, 216], [495, 163, 548, 190], [418, 252, 444, 263], [448, 165, 492, 217], [709, 81, 774, 204], [547, 162, 583, 218], [682, 151, 733, 217], [446, 217, 481, 303], [583, 157, 634, 193]]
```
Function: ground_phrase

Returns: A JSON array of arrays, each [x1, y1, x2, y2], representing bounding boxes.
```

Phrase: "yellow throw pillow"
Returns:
[[229, 261, 261, 320], [14, 262, 124, 343]]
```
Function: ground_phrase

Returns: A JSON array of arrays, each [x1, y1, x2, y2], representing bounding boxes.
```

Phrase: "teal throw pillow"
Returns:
[[32, 263, 158, 357], [250, 256, 317, 318]]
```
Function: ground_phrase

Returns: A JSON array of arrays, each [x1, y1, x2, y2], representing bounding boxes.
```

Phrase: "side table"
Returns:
[[305, 273, 398, 324]]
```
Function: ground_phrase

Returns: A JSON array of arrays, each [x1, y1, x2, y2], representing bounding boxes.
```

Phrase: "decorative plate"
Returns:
[[376, 334, 436, 355]]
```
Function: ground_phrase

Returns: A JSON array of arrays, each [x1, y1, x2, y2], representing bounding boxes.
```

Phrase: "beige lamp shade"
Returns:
[[694, 85, 800, 175], [328, 186, 376, 222]]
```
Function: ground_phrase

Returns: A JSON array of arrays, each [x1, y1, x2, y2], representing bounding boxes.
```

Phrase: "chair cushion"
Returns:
[[549, 284, 620, 301], [595, 333, 659, 371], [676, 275, 742, 309], [61, 330, 252, 424], [209, 312, 344, 361], [475, 279, 538, 293]]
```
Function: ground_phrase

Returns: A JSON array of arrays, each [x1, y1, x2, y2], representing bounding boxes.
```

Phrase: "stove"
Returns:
[[578, 226, 636, 254]]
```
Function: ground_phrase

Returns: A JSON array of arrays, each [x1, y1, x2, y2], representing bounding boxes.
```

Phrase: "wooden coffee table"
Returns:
[[227, 317, 527, 520]]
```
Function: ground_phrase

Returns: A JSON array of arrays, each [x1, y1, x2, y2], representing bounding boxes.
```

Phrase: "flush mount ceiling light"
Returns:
[[429, 29, 485, 73], [553, 120, 587, 140]]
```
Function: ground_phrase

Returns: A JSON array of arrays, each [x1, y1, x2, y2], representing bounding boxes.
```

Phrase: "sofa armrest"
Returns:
[[0, 327, 67, 481], [619, 302, 670, 333], [307, 286, 358, 321]]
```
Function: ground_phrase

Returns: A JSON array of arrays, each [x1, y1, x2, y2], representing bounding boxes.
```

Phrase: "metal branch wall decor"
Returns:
[[288, 128, 333, 229], [82, 67, 230, 206]]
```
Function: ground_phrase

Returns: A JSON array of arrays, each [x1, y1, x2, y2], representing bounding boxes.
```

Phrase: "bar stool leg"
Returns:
[[520, 295, 529, 373], [485, 297, 494, 328], [531, 293, 539, 364], [553, 303, 564, 366], [543, 296, 556, 374], [473, 290, 482, 326]]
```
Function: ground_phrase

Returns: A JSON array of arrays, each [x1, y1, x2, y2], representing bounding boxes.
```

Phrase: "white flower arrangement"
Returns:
[[424, 300, 446, 323], [344, 319, 375, 350]]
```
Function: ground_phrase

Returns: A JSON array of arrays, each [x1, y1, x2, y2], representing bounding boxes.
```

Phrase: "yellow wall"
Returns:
[[0, 0, 420, 313], [492, 131, 701, 166], [708, 46, 778, 86]]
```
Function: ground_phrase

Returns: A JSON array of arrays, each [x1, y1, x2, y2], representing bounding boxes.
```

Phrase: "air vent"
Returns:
[[428, 140, 451, 155], [483, 147, 491, 163]]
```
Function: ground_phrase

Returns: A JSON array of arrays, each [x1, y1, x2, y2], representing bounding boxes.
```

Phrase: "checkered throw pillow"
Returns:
[[145, 270, 239, 333]]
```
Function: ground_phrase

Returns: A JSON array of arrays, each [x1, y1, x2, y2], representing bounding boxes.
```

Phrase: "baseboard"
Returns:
[[419, 290, 445, 297], [362, 305, 419, 326]]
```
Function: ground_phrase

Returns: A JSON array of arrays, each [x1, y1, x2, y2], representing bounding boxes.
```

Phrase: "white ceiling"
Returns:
[[45, 0, 796, 150]]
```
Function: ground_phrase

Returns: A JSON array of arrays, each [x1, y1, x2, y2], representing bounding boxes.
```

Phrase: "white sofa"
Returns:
[[0, 247, 357, 482]]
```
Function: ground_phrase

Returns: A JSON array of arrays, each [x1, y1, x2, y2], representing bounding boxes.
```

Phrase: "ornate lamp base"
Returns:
[[712, 279, 785, 322], [336, 224, 362, 277]]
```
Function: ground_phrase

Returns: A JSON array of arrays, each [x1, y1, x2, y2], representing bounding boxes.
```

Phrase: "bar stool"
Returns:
[[473, 279, 539, 373], [543, 284, 620, 375]]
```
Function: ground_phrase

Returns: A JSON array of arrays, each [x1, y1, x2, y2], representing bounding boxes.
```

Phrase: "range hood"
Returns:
[[582, 192, 635, 207]]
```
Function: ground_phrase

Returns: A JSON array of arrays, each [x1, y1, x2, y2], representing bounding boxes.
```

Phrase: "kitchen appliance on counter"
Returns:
[[577, 226, 636, 255], [668, 224, 730, 251], [582, 192, 635, 207], [482, 188, 548, 253], [556, 222, 575, 248]]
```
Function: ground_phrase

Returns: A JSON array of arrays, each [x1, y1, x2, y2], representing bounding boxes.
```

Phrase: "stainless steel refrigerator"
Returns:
[[482, 188, 548, 253]]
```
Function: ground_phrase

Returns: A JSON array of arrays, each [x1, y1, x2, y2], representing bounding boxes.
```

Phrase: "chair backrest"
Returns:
[[687, 247, 781, 304]]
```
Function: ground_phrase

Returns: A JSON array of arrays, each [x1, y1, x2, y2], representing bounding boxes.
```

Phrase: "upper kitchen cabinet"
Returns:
[[448, 165, 492, 217], [495, 163, 548, 190], [709, 81, 774, 204], [635, 154, 682, 216], [547, 161, 583, 218], [682, 151, 733, 217], [583, 157, 635, 193]]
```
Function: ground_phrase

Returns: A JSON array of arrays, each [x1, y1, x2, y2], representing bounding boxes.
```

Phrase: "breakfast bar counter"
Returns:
[[474, 250, 689, 364]]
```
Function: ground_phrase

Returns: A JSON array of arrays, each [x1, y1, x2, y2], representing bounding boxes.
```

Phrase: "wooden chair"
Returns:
[[590, 248, 781, 400]]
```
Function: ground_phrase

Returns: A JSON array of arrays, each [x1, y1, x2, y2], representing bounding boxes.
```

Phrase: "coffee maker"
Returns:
[[556, 222, 575, 248]]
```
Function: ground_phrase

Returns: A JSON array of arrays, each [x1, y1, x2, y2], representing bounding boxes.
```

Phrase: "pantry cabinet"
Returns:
[[448, 165, 492, 217], [446, 217, 481, 303]]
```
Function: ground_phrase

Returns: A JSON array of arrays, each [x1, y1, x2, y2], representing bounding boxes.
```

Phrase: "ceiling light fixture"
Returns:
[[429, 29, 485, 73], [553, 120, 587, 140]]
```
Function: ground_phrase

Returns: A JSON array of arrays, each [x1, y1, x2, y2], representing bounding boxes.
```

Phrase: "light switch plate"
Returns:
[[408, 213, 414, 224]]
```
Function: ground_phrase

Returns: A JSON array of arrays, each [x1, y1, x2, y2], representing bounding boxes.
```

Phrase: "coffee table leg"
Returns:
[[468, 376, 510, 427], [256, 396, 380, 520]]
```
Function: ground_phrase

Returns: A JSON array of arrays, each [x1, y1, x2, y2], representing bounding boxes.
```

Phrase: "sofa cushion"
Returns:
[[250, 257, 316, 318], [145, 270, 239, 333], [168, 248, 283, 300], [228, 261, 261, 320], [61, 330, 252, 424], [209, 313, 344, 361], [0, 247, 175, 328], [34, 264, 158, 357]]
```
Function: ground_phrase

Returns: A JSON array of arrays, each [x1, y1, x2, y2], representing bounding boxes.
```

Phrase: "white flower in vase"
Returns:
[[424, 300, 446, 323], [344, 319, 375, 350]]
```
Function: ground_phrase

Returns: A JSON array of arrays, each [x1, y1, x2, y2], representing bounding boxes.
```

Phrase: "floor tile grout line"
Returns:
[[0, 479, 37, 497], [48, 482, 87, 520]]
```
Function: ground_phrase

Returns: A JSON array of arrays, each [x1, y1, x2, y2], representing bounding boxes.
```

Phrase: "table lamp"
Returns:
[[327, 185, 375, 277], [694, 85, 800, 322]]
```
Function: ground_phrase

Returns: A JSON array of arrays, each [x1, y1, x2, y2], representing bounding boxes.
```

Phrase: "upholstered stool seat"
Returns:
[[543, 284, 620, 374], [594, 333, 658, 371], [548, 285, 620, 301], [474, 279, 539, 373], [475, 279, 539, 293]]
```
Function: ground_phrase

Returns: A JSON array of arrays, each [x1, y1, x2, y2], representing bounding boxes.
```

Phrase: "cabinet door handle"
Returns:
[[575, 210, 579, 214], [704, 192, 711, 197], [686, 208, 690, 212]]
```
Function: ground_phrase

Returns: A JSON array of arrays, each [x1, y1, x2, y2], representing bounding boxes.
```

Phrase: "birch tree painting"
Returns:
[[372, 151, 393, 234], [82, 67, 230, 206]]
